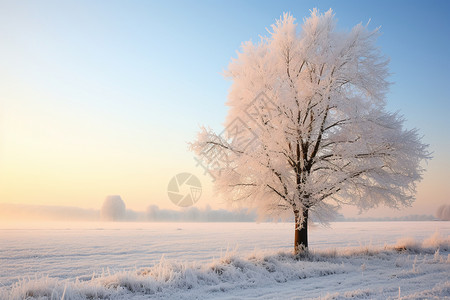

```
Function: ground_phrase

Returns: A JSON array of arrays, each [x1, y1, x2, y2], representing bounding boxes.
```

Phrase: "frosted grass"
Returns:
[[0, 221, 449, 299]]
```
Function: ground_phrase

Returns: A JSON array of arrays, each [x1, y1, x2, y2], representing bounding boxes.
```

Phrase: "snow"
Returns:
[[0, 221, 449, 299]]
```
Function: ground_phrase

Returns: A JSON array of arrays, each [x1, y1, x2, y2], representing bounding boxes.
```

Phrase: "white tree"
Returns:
[[191, 9, 430, 252]]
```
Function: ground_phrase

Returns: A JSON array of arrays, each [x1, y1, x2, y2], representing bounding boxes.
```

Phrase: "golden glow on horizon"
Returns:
[[0, 88, 446, 216]]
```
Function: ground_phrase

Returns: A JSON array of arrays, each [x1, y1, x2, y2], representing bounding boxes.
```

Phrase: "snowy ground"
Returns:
[[0, 222, 449, 299]]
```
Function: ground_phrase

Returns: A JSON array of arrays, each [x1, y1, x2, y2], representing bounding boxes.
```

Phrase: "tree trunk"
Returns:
[[294, 208, 308, 253]]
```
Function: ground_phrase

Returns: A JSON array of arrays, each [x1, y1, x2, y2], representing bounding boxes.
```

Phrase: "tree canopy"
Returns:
[[191, 9, 430, 250]]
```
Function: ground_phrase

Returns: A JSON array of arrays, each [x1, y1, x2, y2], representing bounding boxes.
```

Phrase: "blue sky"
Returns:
[[0, 0, 449, 217]]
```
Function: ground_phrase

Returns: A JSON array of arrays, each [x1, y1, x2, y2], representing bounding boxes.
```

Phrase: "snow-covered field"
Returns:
[[0, 221, 449, 299]]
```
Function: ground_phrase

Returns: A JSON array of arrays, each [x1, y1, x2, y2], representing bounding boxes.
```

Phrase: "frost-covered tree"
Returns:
[[191, 9, 430, 252]]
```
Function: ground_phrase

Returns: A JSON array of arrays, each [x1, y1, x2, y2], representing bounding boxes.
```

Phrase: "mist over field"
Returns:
[[0, 202, 439, 223], [0, 203, 256, 222]]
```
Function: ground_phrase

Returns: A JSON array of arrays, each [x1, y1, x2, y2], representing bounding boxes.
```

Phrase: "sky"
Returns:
[[0, 0, 449, 219]]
